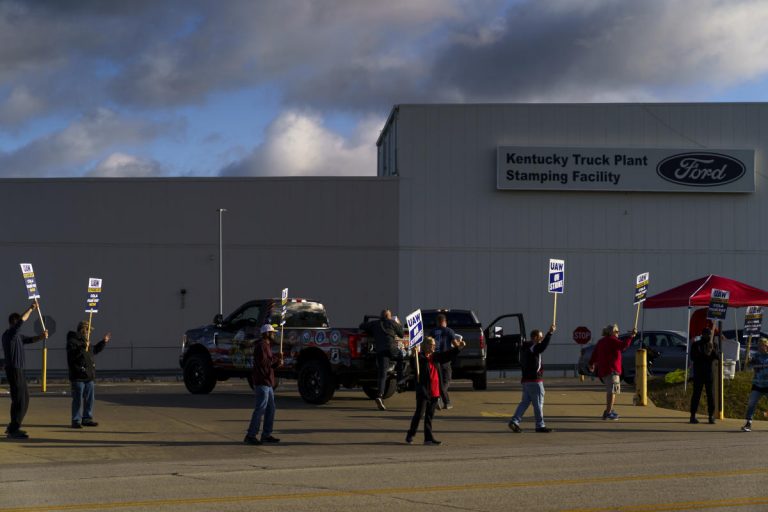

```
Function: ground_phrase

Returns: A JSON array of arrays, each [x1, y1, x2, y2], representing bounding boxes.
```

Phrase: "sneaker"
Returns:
[[424, 439, 442, 446], [7, 430, 29, 439], [374, 397, 386, 411], [261, 435, 280, 443], [689, 417, 700, 424], [508, 421, 522, 433], [243, 435, 262, 445], [81, 419, 99, 427], [708, 417, 716, 425], [742, 421, 752, 432], [405, 434, 413, 444], [444, 403, 454, 410], [535, 427, 553, 433], [71, 422, 83, 429], [603, 411, 619, 421]]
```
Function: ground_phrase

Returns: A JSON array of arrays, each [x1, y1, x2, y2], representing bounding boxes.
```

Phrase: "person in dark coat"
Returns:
[[405, 335, 465, 445], [690, 327, 719, 424], [2, 302, 48, 439], [66, 320, 110, 428], [360, 309, 405, 411], [244, 323, 284, 445], [431, 313, 458, 410], [508, 324, 556, 433]]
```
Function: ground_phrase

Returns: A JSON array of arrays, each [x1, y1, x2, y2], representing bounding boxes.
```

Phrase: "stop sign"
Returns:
[[573, 326, 591, 345]]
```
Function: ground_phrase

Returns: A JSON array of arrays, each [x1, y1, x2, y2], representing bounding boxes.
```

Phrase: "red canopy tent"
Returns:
[[645, 274, 768, 309], [643, 274, 768, 388]]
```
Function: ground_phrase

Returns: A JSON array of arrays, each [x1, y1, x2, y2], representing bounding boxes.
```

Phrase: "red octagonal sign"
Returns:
[[573, 326, 591, 345]]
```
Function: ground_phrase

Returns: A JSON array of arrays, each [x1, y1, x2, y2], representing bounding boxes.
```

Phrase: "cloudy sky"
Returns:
[[1, 0, 767, 178]]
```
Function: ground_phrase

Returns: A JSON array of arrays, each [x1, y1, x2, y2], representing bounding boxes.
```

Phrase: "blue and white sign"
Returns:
[[406, 309, 424, 349], [548, 259, 565, 294], [85, 277, 102, 314], [19, 263, 40, 299]]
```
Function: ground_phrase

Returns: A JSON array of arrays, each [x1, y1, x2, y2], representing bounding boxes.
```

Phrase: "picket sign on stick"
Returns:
[[406, 309, 424, 379], [548, 259, 565, 325], [85, 278, 103, 347], [744, 306, 762, 369], [20, 263, 48, 391], [280, 288, 288, 354], [633, 272, 650, 331]]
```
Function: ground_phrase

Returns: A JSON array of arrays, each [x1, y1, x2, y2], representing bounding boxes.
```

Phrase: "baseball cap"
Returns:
[[260, 324, 276, 334]]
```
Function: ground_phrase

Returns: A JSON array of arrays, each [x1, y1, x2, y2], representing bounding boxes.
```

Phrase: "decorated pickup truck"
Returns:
[[180, 298, 411, 404]]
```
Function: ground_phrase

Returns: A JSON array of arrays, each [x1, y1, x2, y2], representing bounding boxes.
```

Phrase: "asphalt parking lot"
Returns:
[[1, 377, 767, 511]]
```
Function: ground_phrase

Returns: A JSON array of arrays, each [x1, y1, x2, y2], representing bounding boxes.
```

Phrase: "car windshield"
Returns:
[[422, 311, 480, 329]]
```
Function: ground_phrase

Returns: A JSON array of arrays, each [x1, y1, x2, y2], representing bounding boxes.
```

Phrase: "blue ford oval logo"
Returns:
[[656, 152, 745, 187]]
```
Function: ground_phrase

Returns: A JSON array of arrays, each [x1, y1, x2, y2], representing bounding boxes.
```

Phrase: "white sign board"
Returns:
[[406, 309, 424, 349], [548, 259, 565, 294], [497, 146, 755, 193]]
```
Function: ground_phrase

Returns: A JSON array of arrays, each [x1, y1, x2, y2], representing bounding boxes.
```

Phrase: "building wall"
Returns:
[[0, 177, 399, 371], [392, 103, 768, 364]]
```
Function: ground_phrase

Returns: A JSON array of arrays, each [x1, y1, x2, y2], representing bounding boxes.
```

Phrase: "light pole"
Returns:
[[217, 208, 227, 316]]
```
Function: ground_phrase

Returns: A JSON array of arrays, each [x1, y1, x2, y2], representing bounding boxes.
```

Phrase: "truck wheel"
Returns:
[[362, 377, 397, 399], [472, 372, 488, 390], [183, 354, 217, 394], [298, 359, 336, 404]]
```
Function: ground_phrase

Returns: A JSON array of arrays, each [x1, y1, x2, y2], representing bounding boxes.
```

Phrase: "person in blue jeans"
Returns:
[[66, 321, 110, 428], [742, 338, 768, 432], [509, 324, 556, 433], [244, 324, 284, 445]]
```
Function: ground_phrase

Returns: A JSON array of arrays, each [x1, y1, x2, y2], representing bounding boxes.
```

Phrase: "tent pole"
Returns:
[[684, 306, 692, 392]]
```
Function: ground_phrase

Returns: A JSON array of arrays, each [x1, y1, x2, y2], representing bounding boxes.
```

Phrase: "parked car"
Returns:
[[422, 309, 488, 390], [180, 298, 412, 404], [483, 314, 527, 371], [577, 330, 687, 383]]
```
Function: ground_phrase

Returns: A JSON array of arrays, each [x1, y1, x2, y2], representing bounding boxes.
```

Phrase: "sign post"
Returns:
[[85, 278, 103, 349], [406, 309, 424, 379], [20, 263, 47, 392], [707, 288, 730, 420], [633, 272, 649, 331], [280, 288, 288, 354], [548, 259, 565, 325], [743, 306, 763, 369]]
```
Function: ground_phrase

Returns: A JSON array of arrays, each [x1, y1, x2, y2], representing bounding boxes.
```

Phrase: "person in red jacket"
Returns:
[[244, 324, 284, 445], [588, 324, 637, 420]]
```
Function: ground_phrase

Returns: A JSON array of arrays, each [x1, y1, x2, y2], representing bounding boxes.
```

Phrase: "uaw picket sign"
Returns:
[[497, 146, 754, 192]]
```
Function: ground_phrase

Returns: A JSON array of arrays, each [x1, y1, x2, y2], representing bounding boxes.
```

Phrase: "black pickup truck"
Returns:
[[180, 298, 412, 404], [422, 310, 527, 389]]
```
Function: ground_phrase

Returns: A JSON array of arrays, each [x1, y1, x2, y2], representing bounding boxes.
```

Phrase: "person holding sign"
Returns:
[[689, 328, 719, 425], [740, 338, 768, 432], [405, 335, 466, 446], [360, 309, 405, 411], [66, 321, 110, 428], [244, 324, 284, 445], [2, 302, 48, 439], [508, 325, 556, 433], [588, 324, 637, 421]]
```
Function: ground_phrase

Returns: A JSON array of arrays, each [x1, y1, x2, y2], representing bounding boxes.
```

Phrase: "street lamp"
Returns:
[[217, 208, 227, 316]]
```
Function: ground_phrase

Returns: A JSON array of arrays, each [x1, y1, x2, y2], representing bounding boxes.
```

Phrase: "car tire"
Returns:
[[183, 354, 217, 394], [298, 359, 336, 404], [362, 377, 397, 399], [472, 371, 488, 390]]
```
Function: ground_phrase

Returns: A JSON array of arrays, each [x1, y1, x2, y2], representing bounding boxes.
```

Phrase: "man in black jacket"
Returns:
[[2, 302, 48, 439], [360, 309, 404, 411], [406, 335, 466, 445], [690, 327, 719, 424], [508, 324, 556, 433], [66, 320, 110, 428]]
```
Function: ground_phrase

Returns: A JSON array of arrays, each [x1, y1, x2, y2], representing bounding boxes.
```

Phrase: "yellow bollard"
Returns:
[[635, 349, 647, 406]]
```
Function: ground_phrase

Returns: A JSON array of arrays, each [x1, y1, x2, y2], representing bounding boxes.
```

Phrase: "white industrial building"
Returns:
[[2, 103, 766, 372]]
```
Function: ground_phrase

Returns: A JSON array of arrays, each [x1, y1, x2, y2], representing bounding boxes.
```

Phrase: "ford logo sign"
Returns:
[[656, 152, 745, 187]]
